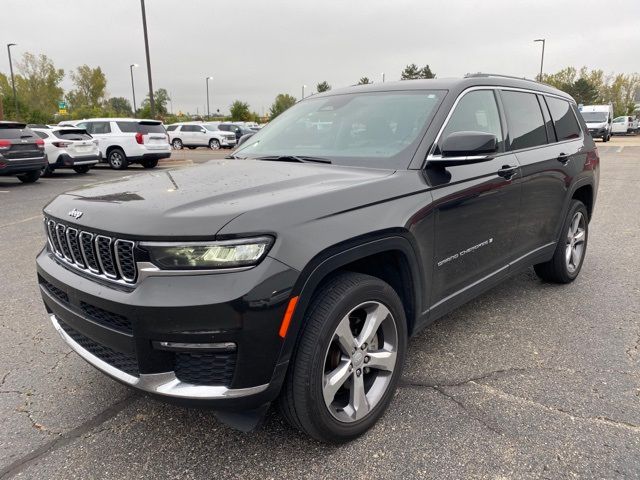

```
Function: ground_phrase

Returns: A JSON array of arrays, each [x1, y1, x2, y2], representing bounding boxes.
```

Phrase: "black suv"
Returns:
[[37, 75, 599, 442], [0, 122, 47, 183]]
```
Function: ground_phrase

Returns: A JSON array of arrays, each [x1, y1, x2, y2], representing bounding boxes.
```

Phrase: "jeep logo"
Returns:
[[68, 208, 84, 220]]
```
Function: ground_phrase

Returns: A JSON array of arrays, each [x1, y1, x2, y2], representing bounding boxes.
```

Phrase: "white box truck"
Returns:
[[579, 104, 614, 142]]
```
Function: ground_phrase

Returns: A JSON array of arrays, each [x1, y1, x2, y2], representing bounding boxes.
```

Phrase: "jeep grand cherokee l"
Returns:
[[37, 75, 599, 442]]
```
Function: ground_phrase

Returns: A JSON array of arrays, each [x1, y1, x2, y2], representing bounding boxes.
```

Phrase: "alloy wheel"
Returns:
[[322, 301, 398, 423], [209, 139, 220, 150], [110, 152, 123, 168], [566, 211, 586, 273]]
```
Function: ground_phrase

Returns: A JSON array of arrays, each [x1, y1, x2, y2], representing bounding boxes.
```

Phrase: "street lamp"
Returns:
[[6, 43, 18, 116], [140, 0, 155, 116], [206, 76, 213, 119], [534, 38, 546, 81], [382, 72, 385, 83], [130, 64, 139, 114], [302, 84, 307, 99]]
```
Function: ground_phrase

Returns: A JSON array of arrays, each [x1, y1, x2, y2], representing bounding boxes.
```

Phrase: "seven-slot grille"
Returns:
[[45, 218, 137, 284]]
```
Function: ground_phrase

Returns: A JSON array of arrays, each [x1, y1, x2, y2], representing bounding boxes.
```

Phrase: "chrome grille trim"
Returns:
[[44, 218, 138, 286]]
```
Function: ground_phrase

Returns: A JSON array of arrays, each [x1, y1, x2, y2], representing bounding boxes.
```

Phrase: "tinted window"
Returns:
[[116, 121, 138, 133], [545, 97, 581, 141], [501, 91, 547, 150], [54, 129, 92, 140], [91, 122, 111, 134], [437, 90, 503, 154], [166, 125, 178, 131], [181, 125, 197, 132], [138, 122, 166, 134], [218, 124, 229, 131], [35, 131, 50, 139]]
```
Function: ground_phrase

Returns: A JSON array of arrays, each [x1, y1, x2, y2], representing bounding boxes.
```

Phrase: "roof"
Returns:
[[311, 75, 575, 102], [73, 118, 162, 123]]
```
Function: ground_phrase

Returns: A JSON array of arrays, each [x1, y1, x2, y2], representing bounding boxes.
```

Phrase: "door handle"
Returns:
[[557, 153, 571, 164], [497, 164, 518, 179]]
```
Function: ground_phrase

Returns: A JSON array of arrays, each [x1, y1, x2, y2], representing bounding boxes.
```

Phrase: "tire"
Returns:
[[187, 146, 196, 150], [172, 138, 183, 150], [209, 139, 221, 150], [141, 159, 158, 169], [534, 199, 589, 283], [17, 169, 42, 184], [107, 149, 127, 170], [73, 165, 91, 174], [42, 164, 55, 177], [278, 272, 407, 443]]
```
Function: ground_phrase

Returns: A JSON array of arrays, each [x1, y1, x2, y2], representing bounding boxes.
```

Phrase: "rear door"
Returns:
[[138, 121, 168, 149], [428, 88, 521, 316]]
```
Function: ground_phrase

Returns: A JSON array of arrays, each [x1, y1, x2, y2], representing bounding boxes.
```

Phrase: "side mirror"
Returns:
[[200, 128, 206, 133], [237, 133, 255, 147], [441, 131, 498, 157]]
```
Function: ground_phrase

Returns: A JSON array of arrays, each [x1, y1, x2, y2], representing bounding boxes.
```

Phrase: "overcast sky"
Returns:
[[2, 0, 639, 115]]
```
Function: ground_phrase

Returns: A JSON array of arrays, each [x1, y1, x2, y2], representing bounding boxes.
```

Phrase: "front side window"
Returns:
[[92, 122, 112, 134], [435, 90, 503, 154], [501, 91, 547, 150], [545, 97, 581, 141], [612, 116, 625, 123], [237, 90, 445, 168]]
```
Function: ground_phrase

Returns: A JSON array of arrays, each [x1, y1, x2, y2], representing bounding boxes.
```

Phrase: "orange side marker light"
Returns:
[[278, 296, 299, 338]]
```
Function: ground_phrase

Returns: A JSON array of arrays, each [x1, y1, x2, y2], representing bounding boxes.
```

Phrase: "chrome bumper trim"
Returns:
[[50, 314, 268, 399]]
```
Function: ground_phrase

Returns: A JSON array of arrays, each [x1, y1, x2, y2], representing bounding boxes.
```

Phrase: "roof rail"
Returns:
[[464, 72, 541, 84]]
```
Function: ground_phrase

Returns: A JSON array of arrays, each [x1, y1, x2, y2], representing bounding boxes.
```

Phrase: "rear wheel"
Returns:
[[107, 149, 127, 170], [172, 138, 183, 150], [209, 139, 221, 150], [534, 199, 588, 283], [42, 164, 55, 177], [141, 158, 158, 169], [279, 272, 407, 443], [73, 165, 91, 174], [17, 169, 42, 183]]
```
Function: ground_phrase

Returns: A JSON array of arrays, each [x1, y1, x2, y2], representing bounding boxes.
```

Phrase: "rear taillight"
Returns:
[[36, 138, 45, 150], [135, 132, 144, 144], [585, 149, 600, 171], [0, 140, 10, 150], [52, 141, 72, 148]]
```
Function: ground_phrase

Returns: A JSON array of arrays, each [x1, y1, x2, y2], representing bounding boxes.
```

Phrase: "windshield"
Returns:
[[580, 112, 607, 123], [236, 90, 445, 168]]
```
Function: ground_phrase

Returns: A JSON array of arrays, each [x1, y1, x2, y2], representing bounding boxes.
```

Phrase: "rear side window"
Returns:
[[545, 97, 581, 141], [54, 129, 92, 140], [166, 125, 178, 131], [437, 90, 504, 154], [116, 121, 138, 133], [90, 122, 111, 134], [138, 122, 166, 134], [35, 131, 50, 139], [501, 90, 547, 150]]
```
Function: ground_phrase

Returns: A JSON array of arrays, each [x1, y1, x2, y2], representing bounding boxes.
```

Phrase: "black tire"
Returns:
[[534, 199, 589, 283], [187, 146, 196, 150], [278, 272, 407, 443], [209, 139, 221, 150], [141, 159, 158, 169], [172, 139, 183, 150], [107, 149, 128, 170], [42, 164, 55, 177], [17, 169, 42, 183], [73, 165, 91, 174]]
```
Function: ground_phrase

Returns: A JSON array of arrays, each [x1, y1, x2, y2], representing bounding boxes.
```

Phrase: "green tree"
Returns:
[[269, 93, 297, 119], [106, 97, 133, 116], [357, 77, 371, 85], [67, 65, 107, 112], [317, 81, 331, 93], [229, 100, 251, 121], [14, 52, 64, 120], [140, 88, 171, 118], [400, 63, 436, 80], [568, 78, 599, 105]]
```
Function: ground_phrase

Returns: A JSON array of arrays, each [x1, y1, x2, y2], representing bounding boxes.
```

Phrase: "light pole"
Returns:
[[7, 43, 18, 116], [140, 0, 155, 116], [382, 72, 385, 83], [534, 38, 545, 81], [206, 76, 213, 119], [302, 84, 307, 99], [130, 64, 139, 114]]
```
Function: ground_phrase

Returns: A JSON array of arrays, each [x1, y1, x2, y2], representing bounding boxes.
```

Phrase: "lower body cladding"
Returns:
[[36, 248, 300, 418], [52, 153, 100, 168], [127, 151, 172, 163]]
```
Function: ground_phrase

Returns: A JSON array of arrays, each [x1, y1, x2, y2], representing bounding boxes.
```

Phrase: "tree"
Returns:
[[67, 65, 107, 111], [14, 52, 64, 120], [269, 93, 297, 119], [400, 63, 436, 80], [140, 88, 170, 117], [357, 77, 371, 85], [317, 81, 331, 93], [229, 100, 251, 121], [106, 97, 133, 116], [568, 78, 599, 105]]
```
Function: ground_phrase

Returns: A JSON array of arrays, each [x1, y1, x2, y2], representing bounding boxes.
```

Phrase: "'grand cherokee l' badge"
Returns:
[[68, 208, 84, 219]]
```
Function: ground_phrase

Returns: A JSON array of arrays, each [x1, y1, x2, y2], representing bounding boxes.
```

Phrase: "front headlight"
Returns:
[[140, 236, 273, 270]]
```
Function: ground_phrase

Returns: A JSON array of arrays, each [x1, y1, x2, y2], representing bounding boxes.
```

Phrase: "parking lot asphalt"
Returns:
[[1, 146, 639, 479]]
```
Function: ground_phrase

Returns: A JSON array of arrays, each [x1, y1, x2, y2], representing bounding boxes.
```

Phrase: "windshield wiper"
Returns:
[[254, 155, 332, 164]]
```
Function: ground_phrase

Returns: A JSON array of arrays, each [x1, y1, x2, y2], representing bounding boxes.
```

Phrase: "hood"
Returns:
[[44, 159, 394, 238]]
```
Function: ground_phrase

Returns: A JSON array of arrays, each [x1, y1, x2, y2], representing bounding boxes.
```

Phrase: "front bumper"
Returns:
[[37, 248, 298, 408], [589, 128, 606, 138], [0, 156, 46, 175]]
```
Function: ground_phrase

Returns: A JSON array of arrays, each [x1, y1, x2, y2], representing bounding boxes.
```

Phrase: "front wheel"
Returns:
[[209, 139, 221, 150], [17, 169, 42, 183], [172, 139, 183, 150], [73, 165, 91, 174], [534, 199, 589, 283], [279, 272, 407, 443], [107, 149, 128, 170]]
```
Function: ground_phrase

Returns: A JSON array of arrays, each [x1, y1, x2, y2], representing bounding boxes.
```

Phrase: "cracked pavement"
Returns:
[[1, 147, 639, 479]]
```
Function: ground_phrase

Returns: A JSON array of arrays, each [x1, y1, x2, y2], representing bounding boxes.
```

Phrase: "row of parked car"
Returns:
[[0, 118, 263, 183]]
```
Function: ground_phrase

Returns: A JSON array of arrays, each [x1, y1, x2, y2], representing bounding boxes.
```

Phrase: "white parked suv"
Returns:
[[32, 127, 100, 176], [166, 122, 237, 150], [75, 118, 171, 169]]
